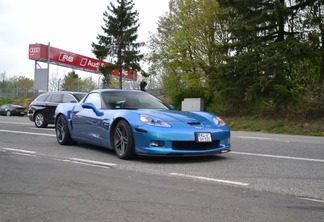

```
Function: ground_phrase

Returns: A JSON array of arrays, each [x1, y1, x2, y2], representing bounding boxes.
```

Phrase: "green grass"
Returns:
[[225, 116, 324, 136], [0, 97, 34, 109]]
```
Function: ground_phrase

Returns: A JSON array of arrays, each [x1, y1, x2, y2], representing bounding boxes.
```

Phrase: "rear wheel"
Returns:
[[34, 112, 48, 128], [113, 120, 134, 159], [55, 115, 75, 145]]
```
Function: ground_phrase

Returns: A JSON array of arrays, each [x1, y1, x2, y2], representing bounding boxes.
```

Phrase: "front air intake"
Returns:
[[172, 140, 220, 150]]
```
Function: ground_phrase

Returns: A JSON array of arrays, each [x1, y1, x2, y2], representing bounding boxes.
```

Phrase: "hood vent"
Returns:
[[187, 121, 201, 125]]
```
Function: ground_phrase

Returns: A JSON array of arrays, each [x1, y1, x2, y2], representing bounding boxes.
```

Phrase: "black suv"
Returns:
[[28, 91, 86, 128]]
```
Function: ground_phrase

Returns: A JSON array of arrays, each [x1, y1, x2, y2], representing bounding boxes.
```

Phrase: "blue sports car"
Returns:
[[54, 89, 231, 159]]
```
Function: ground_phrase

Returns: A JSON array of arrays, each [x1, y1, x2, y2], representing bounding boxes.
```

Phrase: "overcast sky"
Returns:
[[0, 0, 169, 81]]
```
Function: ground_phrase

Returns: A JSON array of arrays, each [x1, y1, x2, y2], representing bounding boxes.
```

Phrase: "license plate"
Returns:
[[195, 132, 212, 142]]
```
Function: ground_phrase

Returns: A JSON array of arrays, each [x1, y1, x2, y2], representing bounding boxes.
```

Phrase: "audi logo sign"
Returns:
[[28, 43, 137, 80], [29, 47, 40, 53], [28, 44, 48, 61]]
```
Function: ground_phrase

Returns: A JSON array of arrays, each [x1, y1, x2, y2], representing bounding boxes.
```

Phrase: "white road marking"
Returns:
[[13, 152, 37, 157], [231, 151, 324, 163], [61, 160, 114, 169], [28, 127, 55, 131], [0, 121, 31, 125], [235, 136, 271, 140], [299, 197, 324, 204], [170, 173, 249, 186], [0, 129, 55, 137], [1, 148, 117, 168], [69, 158, 117, 167], [2, 148, 36, 154]]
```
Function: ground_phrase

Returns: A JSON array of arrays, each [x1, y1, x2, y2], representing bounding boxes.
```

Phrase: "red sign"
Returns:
[[28, 43, 137, 80]]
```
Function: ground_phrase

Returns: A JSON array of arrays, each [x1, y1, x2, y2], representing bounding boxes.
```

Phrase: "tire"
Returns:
[[55, 115, 76, 145], [6, 110, 11, 116], [113, 120, 134, 159], [34, 112, 48, 128]]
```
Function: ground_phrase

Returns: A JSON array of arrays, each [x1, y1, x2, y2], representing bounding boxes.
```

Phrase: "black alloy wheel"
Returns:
[[113, 120, 134, 159], [55, 115, 75, 145]]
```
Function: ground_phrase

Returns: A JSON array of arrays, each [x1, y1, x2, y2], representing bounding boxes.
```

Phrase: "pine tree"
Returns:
[[92, 0, 144, 89], [62, 71, 80, 91], [218, 0, 319, 114]]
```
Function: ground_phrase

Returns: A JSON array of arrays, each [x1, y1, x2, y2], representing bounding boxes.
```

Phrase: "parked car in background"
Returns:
[[28, 91, 86, 128], [0, 104, 26, 116], [54, 89, 231, 159]]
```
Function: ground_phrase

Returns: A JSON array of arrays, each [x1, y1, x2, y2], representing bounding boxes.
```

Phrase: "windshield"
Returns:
[[102, 91, 170, 110], [73, 93, 87, 101]]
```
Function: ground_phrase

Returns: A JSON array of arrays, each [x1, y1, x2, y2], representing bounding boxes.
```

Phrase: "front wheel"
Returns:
[[6, 110, 11, 116], [113, 120, 134, 159], [34, 112, 48, 128], [55, 115, 76, 145]]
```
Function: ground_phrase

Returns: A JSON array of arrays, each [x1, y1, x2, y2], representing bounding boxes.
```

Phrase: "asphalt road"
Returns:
[[0, 116, 323, 221]]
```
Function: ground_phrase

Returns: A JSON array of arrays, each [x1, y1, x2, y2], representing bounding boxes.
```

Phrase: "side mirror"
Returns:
[[169, 105, 175, 110], [82, 103, 104, 116]]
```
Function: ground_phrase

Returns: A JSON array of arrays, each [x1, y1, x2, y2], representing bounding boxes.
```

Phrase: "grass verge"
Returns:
[[225, 116, 324, 137]]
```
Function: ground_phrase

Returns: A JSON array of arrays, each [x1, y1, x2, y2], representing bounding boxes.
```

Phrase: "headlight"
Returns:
[[140, 115, 171, 127], [213, 116, 226, 126]]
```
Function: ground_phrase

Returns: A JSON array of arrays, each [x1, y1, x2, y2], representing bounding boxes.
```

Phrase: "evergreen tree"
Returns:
[[92, 0, 144, 89], [61, 71, 80, 91], [147, 0, 323, 118], [80, 77, 97, 92], [61, 71, 97, 92], [303, 0, 324, 83], [218, 0, 319, 114]]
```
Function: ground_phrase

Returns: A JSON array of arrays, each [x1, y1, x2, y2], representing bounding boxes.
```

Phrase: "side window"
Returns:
[[84, 93, 101, 108], [50, 94, 62, 103], [36, 94, 49, 102], [63, 94, 77, 103]]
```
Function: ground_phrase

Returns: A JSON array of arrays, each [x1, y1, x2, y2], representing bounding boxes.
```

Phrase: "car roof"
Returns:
[[41, 91, 86, 94], [90, 89, 143, 93]]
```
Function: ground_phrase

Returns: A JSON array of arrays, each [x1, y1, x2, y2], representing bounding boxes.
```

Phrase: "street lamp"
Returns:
[[98, 76, 102, 89], [57, 78, 61, 91]]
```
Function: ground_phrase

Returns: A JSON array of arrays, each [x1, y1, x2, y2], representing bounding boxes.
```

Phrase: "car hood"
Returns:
[[134, 109, 217, 128]]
